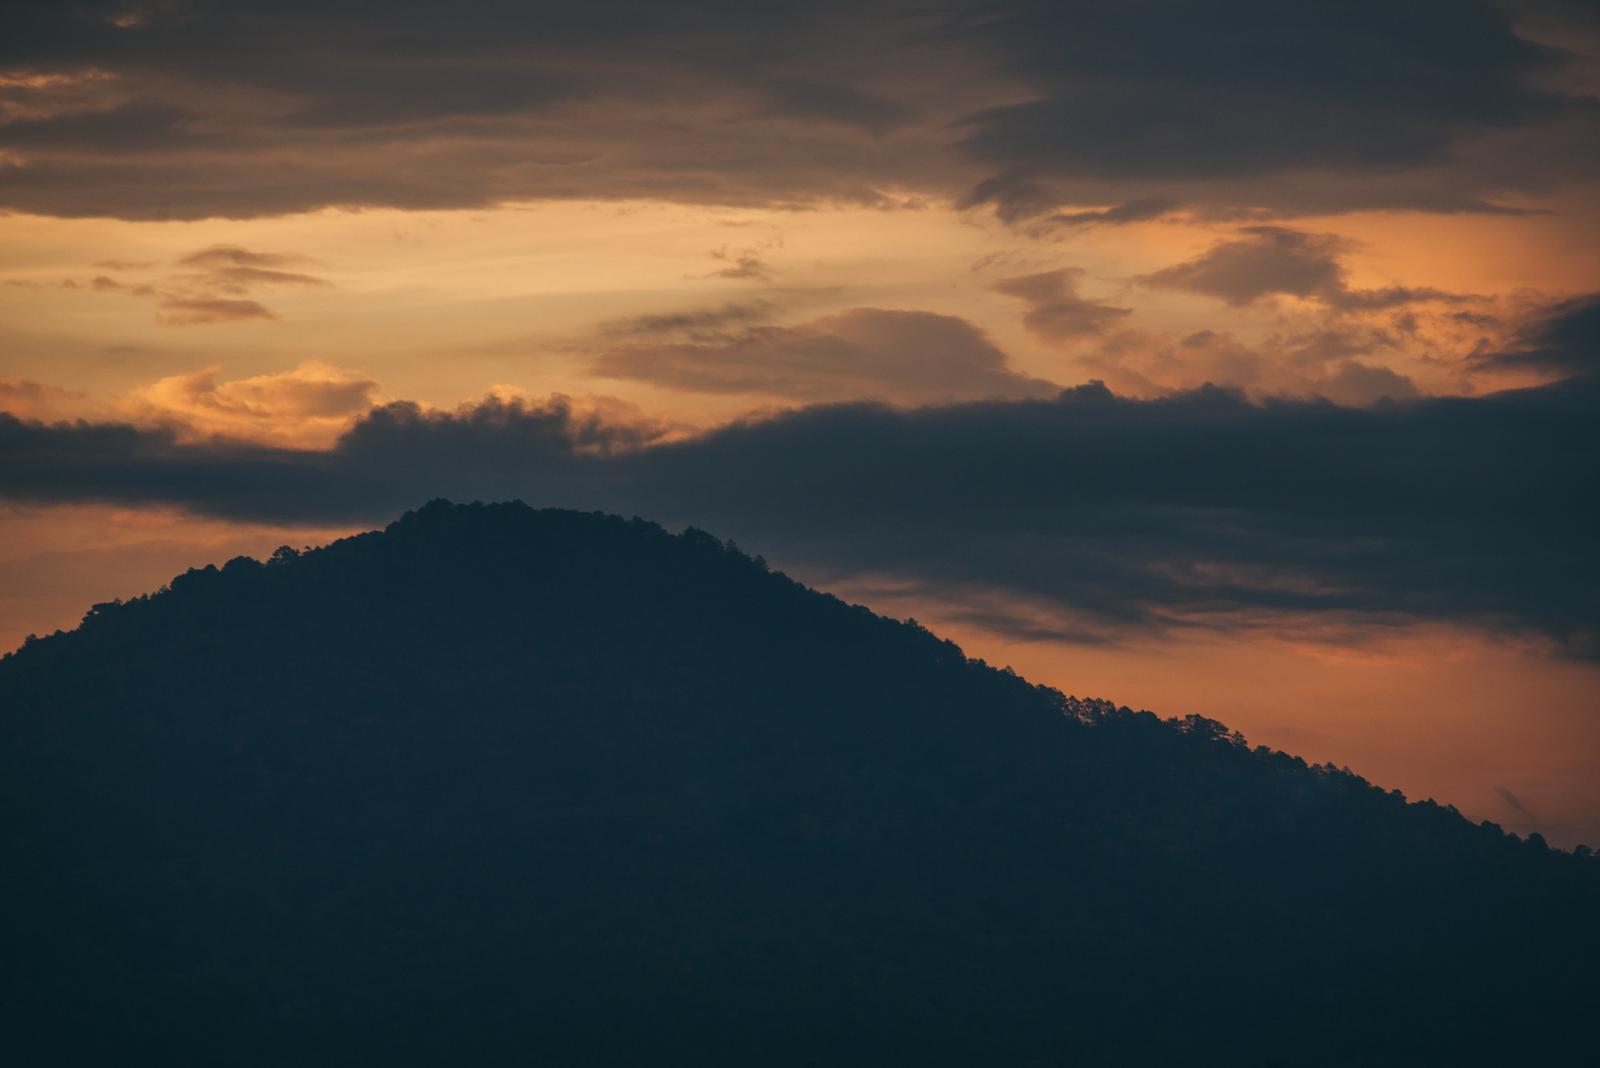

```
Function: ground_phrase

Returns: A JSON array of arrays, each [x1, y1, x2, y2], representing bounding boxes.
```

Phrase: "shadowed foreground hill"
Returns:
[[3, 501, 1596, 1066]]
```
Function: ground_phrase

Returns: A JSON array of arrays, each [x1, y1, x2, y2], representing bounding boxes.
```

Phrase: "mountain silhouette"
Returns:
[[3, 500, 1595, 1066]]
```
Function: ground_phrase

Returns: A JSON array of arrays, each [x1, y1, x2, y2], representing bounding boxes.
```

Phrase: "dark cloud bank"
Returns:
[[0, 0, 1594, 220], [5, 361, 1596, 655], [951, 0, 1598, 220], [1477, 293, 1600, 374]]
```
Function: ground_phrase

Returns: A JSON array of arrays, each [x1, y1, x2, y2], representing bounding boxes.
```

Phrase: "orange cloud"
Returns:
[[129, 360, 379, 445], [0, 379, 91, 421]]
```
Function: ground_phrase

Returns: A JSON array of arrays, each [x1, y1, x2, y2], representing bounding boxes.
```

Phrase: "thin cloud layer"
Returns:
[[591, 307, 1058, 404], [177, 245, 309, 269], [599, 301, 781, 343], [153, 297, 275, 326], [704, 246, 774, 282], [43, 243, 328, 325]]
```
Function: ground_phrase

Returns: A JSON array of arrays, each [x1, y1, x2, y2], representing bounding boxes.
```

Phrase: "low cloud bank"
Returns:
[[4, 367, 1595, 656]]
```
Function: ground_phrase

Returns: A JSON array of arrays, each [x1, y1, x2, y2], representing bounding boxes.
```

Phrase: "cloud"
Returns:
[[599, 301, 780, 342], [128, 361, 379, 443], [199, 266, 330, 290], [154, 298, 276, 326], [759, 78, 914, 134], [171, 246, 328, 294], [1496, 786, 1534, 819], [993, 268, 1132, 344], [1143, 228, 1348, 306], [0, 379, 89, 421], [1140, 227, 1469, 310], [703, 243, 777, 281], [68, 244, 328, 325], [951, 1, 1592, 221], [0, 4, 952, 219], [0, 2, 1589, 221], [1041, 197, 1177, 229], [1313, 360, 1422, 407], [1072, 322, 1426, 406], [177, 245, 307, 269], [2, 373, 1595, 657], [1475, 293, 1600, 375], [591, 307, 1059, 404]]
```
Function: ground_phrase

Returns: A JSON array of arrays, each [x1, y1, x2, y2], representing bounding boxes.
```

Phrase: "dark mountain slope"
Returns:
[[2, 500, 1595, 1066]]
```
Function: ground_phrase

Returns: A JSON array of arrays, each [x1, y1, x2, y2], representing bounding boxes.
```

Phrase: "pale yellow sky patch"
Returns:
[[4, 198, 1570, 430]]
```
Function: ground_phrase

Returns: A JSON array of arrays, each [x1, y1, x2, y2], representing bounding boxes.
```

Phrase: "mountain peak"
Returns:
[[3, 501, 1596, 1066]]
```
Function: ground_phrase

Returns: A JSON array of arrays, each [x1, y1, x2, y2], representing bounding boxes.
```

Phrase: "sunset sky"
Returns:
[[3, 1, 1598, 843]]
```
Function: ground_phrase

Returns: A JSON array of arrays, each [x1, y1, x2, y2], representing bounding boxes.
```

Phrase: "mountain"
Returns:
[[2, 500, 1595, 1066]]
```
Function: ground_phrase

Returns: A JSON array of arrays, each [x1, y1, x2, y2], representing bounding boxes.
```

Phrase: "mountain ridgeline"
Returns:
[[2, 501, 1595, 1066]]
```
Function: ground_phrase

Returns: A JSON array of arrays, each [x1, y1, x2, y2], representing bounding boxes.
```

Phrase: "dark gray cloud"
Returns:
[[959, 3, 1549, 176], [992, 268, 1132, 343], [952, 1, 1597, 220], [0, 1, 1590, 220], [1496, 786, 1535, 819], [1141, 227, 1469, 310], [760, 78, 916, 134], [591, 307, 1058, 403], [1476, 293, 1600, 374], [3, 316, 1596, 654], [0, 1, 946, 219]]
